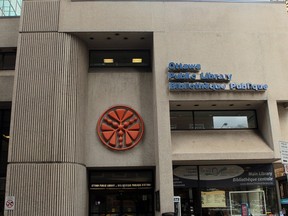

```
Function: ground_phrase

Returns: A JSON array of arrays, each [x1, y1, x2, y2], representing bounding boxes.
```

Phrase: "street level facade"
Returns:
[[1, 0, 288, 216]]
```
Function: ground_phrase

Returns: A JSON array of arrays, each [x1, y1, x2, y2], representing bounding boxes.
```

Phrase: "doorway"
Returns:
[[174, 187, 201, 216], [90, 189, 153, 216], [89, 169, 154, 216]]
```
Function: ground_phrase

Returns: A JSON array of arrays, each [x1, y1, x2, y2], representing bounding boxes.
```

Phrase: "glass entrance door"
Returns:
[[90, 189, 154, 216], [174, 187, 201, 216], [89, 169, 154, 216]]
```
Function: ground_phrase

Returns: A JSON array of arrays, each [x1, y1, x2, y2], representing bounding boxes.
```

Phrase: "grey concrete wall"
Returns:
[[1, 0, 287, 215], [59, 1, 288, 100], [0, 18, 18, 102], [153, 32, 174, 214], [5, 164, 87, 216], [0, 73, 14, 102], [57, 1, 288, 214], [9, 32, 88, 163], [172, 130, 274, 163], [278, 104, 288, 142], [85, 69, 155, 167], [0, 17, 19, 47]]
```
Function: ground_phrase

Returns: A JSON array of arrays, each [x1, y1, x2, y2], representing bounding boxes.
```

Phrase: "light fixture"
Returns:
[[2, 134, 10, 139], [103, 59, 114, 64], [132, 58, 142, 63]]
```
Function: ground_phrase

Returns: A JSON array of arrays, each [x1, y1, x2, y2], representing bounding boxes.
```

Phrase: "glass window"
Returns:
[[0, 0, 22, 17], [0, 51, 16, 70], [89, 50, 151, 68], [170, 110, 257, 130], [173, 164, 278, 216], [170, 111, 194, 130]]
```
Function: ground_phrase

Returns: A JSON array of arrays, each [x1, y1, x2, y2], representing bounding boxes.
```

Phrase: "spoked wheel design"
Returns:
[[97, 106, 144, 151]]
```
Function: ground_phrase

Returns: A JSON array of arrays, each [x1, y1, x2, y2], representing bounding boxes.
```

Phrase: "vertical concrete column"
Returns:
[[267, 100, 281, 158], [257, 100, 281, 157], [5, 1, 88, 216], [153, 32, 174, 215]]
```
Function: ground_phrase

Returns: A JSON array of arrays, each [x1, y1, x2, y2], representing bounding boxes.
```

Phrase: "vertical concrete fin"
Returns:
[[5, 164, 87, 216], [9, 33, 87, 164], [20, 0, 60, 32]]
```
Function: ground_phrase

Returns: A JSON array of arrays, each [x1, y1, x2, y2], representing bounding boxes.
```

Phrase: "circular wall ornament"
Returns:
[[97, 105, 144, 151]]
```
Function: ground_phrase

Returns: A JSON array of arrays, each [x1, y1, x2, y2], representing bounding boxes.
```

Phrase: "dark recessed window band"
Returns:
[[89, 50, 151, 68], [0, 52, 16, 70], [170, 110, 257, 130]]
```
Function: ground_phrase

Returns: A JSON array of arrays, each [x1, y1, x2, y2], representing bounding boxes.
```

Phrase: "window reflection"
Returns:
[[213, 116, 248, 129], [170, 110, 257, 130]]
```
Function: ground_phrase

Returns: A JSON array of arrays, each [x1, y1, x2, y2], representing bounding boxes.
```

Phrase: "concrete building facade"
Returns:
[[1, 0, 288, 216]]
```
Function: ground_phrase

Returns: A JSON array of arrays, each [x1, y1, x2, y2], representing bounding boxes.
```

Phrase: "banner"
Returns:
[[173, 164, 275, 188]]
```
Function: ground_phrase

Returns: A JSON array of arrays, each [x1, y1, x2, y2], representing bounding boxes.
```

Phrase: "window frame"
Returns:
[[0, 51, 16, 70], [170, 109, 258, 131]]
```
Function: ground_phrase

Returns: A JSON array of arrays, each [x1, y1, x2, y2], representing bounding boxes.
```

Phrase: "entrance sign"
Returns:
[[4, 196, 15, 210], [173, 164, 275, 187], [90, 183, 152, 189], [280, 141, 288, 164], [168, 62, 268, 92]]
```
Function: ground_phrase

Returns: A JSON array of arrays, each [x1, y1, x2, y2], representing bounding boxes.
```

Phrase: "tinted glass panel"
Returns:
[[170, 111, 194, 130], [89, 170, 154, 216], [0, 52, 16, 70], [170, 110, 257, 130], [194, 110, 256, 129], [89, 50, 150, 67]]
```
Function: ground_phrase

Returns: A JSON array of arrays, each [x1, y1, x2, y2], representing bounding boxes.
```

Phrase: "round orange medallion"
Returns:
[[97, 106, 144, 151]]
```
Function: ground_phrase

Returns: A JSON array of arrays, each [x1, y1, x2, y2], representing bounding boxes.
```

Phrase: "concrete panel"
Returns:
[[59, 0, 165, 32], [9, 33, 88, 163], [85, 70, 155, 167], [59, 1, 288, 100], [0, 18, 19, 47], [0, 75, 14, 101], [153, 32, 174, 213], [20, 0, 60, 32], [4, 163, 87, 216], [278, 104, 288, 142], [165, 31, 288, 100], [172, 130, 274, 162]]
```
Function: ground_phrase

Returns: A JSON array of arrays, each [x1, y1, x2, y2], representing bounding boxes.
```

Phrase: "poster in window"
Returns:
[[201, 190, 226, 208]]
